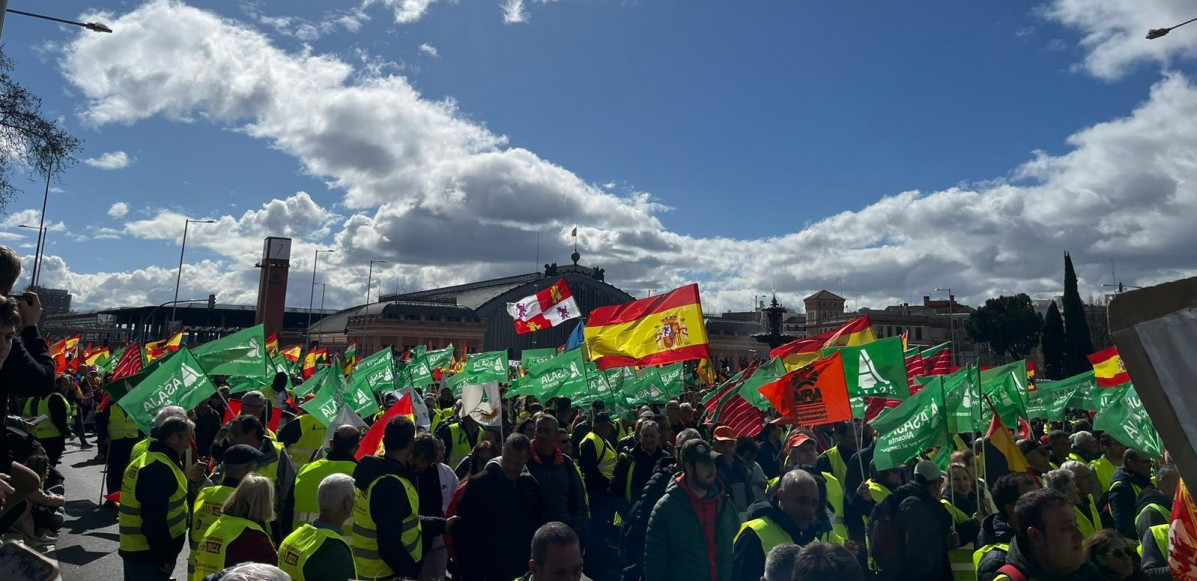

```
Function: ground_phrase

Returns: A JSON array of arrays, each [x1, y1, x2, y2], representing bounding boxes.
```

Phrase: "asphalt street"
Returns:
[[44, 442, 191, 581]]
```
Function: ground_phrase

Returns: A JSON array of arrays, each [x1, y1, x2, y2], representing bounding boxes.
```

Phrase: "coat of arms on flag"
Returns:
[[506, 278, 581, 334]]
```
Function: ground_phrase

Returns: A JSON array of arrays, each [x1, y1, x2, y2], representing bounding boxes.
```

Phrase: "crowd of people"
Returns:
[[0, 244, 1187, 581]]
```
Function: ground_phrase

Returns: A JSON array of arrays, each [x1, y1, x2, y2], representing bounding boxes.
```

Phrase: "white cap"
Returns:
[[914, 460, 945, 484]]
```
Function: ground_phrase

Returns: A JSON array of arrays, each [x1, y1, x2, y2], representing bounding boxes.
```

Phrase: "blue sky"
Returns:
[[2, 0, 1196, 313]]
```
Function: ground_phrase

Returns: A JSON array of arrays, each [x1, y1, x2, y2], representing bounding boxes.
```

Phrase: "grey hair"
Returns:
[[1071, 431, 1096, 447], [317, 473, 355, 512], [1042, 469, 1075, 495], [153, 405, 187, 429], [763, 543, 802, 581], [1060, 460, 1094, 484], [674, 428, 702, 450], [781, 468, 818, 493], [214, 562, 290, 581], [240, 390, 267, 406]]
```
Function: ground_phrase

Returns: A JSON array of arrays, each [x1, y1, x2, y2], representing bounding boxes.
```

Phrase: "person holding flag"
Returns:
[[188, 444, 264, 579], [23, 375, 73, 466]]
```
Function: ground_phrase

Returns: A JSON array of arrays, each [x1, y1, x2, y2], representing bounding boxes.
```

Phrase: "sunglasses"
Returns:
[[1108, 548, 1130, 559]]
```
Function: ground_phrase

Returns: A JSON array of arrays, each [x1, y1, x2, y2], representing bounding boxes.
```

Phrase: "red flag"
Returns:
[[111, 346, 144, 381], [921, 343, 953, 376], [222, 399, 282, 432], [97, 393, 113, 413], [715, 394, 764, 437], [356, 393, 415, 461], [904, 349, 924, 395], [1169, 478, 1197, 578], [103, 491, 121, 505], [758, 351, 852, 427]]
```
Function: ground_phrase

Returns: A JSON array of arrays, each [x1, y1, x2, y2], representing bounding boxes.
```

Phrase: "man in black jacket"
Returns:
[[454, 432, 543, 581], [526, 413, 588, 541], [733, 469, 841, 581], [874, 460, 955, 580], [976, 473, 1038, 581], [610, 419, 667, 517], [994, 489, 1097, 580], [1109, 448, 1155, 543]]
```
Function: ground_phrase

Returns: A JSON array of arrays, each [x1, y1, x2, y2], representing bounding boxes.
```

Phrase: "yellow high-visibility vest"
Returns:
[[351, 473, 422, 579], [582, 431, 616, 481], [191, 514, 270, 581], [118, 450, 188, 553], [109, 404, 141, 440], [279, 523, 355, 581], [734, 516, 842, 555], [25, 393, 68, 439], [287, 415, 327, 468], [292, 458, 356, 530]]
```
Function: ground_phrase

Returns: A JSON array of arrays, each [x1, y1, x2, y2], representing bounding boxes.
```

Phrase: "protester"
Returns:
[[755, 423, 784, 480], [521, 521, 584, 581], [733, 469, 844, 581], [791, 542, 864, 581], [439, 412, 484, 467], [238, 391, 277, 439], [191, 444, 264, 569], [454, 432, 543, 580], [736, 436, 768, 506], [761, 544, 800, 581], [286, 424, 358, 531], [1134, 463, 1176, 539], [410, 433, 452, 580], [950, 449, 996, 515], [1139, 523, 1171, 581], [975, 473, 1039, 581], [940, 462, 983, 579], [644, 439, 739, 581], [352, 415, 448, 580], [578, 411, 618, 580], [23, 375, 72, 466], [992, 489, 1097, 580], [277, 408, 328, 469], [1046, 431, 1071, 469], [17, 452, 65, 546], [456, 437, 499, 480], [192, 393, 224, 459], [816, 423, 858, 489], [1108, 448, 1154, 544], [1068, 431, 1101, 463], [224, 414, 295, 542], [1093, 435, 1129, 493], [0, 247, 56, 475], [526, 413, 589, 541], [1018, 439, 1052, 478], [870, 459, 955, 580], [191, 474, 279, 580], [618, 427, 700, 581], [570, 400, 609, 452], [712, 426, 751, 517], [119, 416, 201, 580], [1083, 529, 1146, 581], [278, 473, 357, 581], [610, 417, 667, 519]]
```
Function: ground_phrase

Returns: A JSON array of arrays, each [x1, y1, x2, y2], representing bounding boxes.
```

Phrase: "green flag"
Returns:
[[351, 349, 397, 393], [1062, 371, 1099, 411], [824, 337, 908, 417], [191, 324, 269, 379], [1093, 384, 1162, 459], [575, 363, 621, 408], [301, 367, 379, 426], [623, 365, 682, 406], [103, 358, 166, 399], [737, 358, 786, 410], [424, 345, 455, 371], [116, 348, 217, 434], [935, 368, 982, 434], [521, 348, 558, 370], [461, 351, 508, 384], [1028, 371, 1094, 421], [405, 355, 434, 389], [294, 367, 330, 398], [870, 381, 950, 471], [523, 349, 589, 400]]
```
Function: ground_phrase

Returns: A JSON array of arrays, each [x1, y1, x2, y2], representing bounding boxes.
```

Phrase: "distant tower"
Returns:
[[255, 237, 291, 339]]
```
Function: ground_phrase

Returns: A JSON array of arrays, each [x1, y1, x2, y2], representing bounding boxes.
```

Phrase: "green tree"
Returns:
[[1062, 252, 1095, 375], [965, 293, 1043, 362], [1041, 300, 1066, 380], [0, 50, 81, 212]]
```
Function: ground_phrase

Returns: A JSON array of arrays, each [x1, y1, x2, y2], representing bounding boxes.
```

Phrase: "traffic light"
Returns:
[[208, 294, 216, 310]]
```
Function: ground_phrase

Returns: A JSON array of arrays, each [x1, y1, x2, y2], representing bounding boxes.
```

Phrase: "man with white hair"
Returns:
[[128, 405, 188, 463], [762, 543, 801, 581], [278, 473, 356, 581]]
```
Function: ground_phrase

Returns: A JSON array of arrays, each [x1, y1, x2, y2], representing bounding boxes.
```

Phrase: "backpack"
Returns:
[[995, 564, 1028, 581], [867, 493, 904, 572]]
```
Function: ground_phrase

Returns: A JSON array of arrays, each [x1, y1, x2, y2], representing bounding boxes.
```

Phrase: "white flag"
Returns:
[[461, 382, 503, 427]]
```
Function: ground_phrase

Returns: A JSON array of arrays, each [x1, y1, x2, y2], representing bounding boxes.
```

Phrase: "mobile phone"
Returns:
[[0, 541, 59, 581]]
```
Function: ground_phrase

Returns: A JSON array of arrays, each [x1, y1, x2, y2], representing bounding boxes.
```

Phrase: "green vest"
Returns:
[[973, 543, 1009, 576], [191, 515, 270, 581], [351, 473, 422, 579], [446, 423, 477, 467], [292, 458, 357, 530], [582, 431, 616, 481], [821, 446, 849, 486], [109, 404, 141, 440], [824, 472, 847, 540], [119, 450, 189, 553], [1091, 456, 1117, 493], [287, 415, 327, 468], [25, 393, 68, 439], [279, 523, 355, 581], [734, 516, 841, 555]]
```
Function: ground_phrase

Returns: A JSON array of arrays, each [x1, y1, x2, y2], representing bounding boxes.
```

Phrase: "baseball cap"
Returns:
[[783, 431, 814, 454], [681, 439, 718, 465], [913, 460, 945, 484], [223, 444, 266, 465], [711, 426, 736, 442]]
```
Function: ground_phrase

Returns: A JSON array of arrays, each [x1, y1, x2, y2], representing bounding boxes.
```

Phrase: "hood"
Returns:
[[746, 498, 776, 521], [978, 513, 1015, 546], [354, 455, 404, 491]]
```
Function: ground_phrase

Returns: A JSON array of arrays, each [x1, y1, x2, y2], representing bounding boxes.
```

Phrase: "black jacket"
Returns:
[[454, 459, 543, 581], [352, 455, 445, 579], [119, 440, 187, 566], [878, 481, 953, 580], [525, 448, 589, 542], [733, 498, 835, 581], [1134, 485, 1171, 539], [620, 457, 677, 581], [999, 535, 1101, 580], [755, 436, 783, 480], [1109, 468, 1154, 541], [610, 445, 668, 507], [942, 490, 983, 547], [0, 326, 53, 461], [977, 513, 1017, 581]]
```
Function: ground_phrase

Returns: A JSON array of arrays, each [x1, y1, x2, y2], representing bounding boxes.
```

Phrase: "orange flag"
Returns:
[[758, 350, 852, 427]]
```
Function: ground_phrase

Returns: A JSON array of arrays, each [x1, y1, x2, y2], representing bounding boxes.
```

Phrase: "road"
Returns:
[[44, 442, 190, 581]]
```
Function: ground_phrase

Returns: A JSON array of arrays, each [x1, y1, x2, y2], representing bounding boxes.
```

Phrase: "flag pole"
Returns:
[[939, 375, 956, 534], [970, 364, 984, 517]]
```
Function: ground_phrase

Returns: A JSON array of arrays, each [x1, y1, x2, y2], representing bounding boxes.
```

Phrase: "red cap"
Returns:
[[712, 426, 736, 442], [784, 431, 814, 453]]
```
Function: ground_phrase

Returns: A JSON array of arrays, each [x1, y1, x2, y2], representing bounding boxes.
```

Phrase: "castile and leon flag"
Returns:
[[507, 278, 581, 334]]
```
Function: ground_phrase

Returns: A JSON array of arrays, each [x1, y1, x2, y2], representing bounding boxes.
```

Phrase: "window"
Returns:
[[916, 327, 923, 340]]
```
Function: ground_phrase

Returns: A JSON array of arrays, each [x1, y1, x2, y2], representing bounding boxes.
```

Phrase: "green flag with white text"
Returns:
[[191, 324, 269, 379], [1093, 383, 1162, 459], [522, 349, 589, 400], [351, 349, 397, 393], [117, 348, 217, 434], [824, 337, 908, 417], [870, 381, 949, 471], [521, 348, 558, 370]]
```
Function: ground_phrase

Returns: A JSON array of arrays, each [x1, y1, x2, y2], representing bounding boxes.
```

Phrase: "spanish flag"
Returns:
[[356, 392, 415, 460], [771, 316, 877, 371], [265, 332, 279, 357], [1087, 346, 1131, 388], [585, 284, 710, 370], [281, 344, 302, 363], [983, 406, 1035, 485], [144, 331, 184, 363]]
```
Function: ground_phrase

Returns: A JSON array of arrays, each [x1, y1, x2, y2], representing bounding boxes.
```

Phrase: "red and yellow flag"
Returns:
[[758, 350, 852, 427], [1168, 477, 1197, 578], [85, 348, 110, 368], [356, 392, 415, 460], [771, 316, 877, 371], [265, 332, 279, 357], [144, 331, 184, 363], [585, 284, 710, 369], [281, 344, 302, 363], [1087, 346, 1131, 388]]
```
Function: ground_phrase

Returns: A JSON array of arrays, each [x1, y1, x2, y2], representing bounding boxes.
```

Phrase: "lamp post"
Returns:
[[366, 259, 387, 304], [17, 224, 44, 288], [172, 218, 215, 324], [1148, 16, 1197, 39], [307, 249, 335, 344], [935, 287, 955, 367], [0, 5, 114, 39], [314, 282, 327, 312]]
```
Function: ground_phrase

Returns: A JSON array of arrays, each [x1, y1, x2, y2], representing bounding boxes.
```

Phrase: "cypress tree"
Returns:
[[1062, 252, 1095, 375], [1041, 300, 1067, 380]]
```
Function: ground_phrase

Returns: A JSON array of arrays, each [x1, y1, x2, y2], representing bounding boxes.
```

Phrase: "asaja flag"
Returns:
[[520, 348, 559, 370], [1092, 383, 1163, 459], [1088, 346, 1131, 388], [116, 348, 217, 434], [519, 349, 588, 400], [352, 348, 397, 393], [823, 336, 908, 418], [356, 393, 415, 460], [870, 380, 949, 471], [585, 284, 710, 369], [771, 316, 877, 371], [507, 278, 581, 334], [758, 351, 852, 427], [191, 324, 268, 379]]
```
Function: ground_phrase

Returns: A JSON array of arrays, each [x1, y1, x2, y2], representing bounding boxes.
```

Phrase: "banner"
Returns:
[[870, 381, 949, 471], [116, 348, 217, 434], [758, 351, 852, 427], [824, 336, 908, 417], [1093, 383, 1163, 459]]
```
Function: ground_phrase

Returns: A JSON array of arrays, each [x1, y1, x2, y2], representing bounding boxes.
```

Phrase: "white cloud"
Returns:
[[501, 0, 527, 24], [52, 1, 1197, 313], [107, 201, 129, 218], [418, 43, 438, 58], [367, 0, 444, 24], [1039, 0, 1197, 80], [83, 150, 133, 170]]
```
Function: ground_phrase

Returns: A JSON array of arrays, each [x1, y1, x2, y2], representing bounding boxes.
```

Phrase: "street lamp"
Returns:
[[314, 282, 327, 312], [0, 6, 114, 39], [1148, 16, 1197, 39], [17, 224, 44, 287], [307, 249, 335, 344], [934, 287, 956, 367], [171, 218, 216, 324], [366, 259, 387, 304]]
